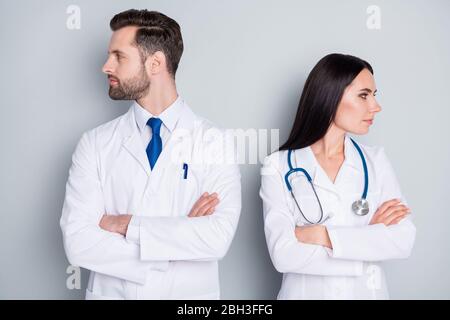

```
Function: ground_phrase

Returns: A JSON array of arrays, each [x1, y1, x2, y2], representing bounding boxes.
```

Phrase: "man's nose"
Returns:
[[102, 59, 113, 75]]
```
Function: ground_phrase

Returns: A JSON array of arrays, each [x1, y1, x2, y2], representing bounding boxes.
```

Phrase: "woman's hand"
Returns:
[[293, 199, 410, 249], [295, 225, 333, 249], [369, 199, 410, 226]]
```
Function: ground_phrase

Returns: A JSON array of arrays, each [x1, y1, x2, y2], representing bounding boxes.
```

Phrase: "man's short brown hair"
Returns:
[[110, 9, 183, 77]]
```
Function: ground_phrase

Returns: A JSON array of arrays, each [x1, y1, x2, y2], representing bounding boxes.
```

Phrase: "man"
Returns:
[[60, 9, 241, 300]]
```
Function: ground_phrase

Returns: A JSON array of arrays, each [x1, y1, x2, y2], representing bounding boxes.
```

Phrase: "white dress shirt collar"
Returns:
[[133, 95, 183, 133]]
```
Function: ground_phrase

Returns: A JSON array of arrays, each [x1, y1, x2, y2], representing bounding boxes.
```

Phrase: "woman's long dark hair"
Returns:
[[279, 53, 373, 151]]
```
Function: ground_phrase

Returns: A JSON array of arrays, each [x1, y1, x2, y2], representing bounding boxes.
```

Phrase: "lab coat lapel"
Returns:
[[294, 145, 339, 196], [121, 106, 152, 177], [292, 147, 317, 181], [336, 135, 364, 191], [294, 135, 363, 195], [312, 167, 340, 196]]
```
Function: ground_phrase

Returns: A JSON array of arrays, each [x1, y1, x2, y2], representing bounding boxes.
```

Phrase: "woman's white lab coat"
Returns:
[[260, 135, 416, 299], [60, 100, 241, 299]]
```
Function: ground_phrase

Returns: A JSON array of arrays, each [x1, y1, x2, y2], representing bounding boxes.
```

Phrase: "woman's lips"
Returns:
[[363, 119, 374, 125]]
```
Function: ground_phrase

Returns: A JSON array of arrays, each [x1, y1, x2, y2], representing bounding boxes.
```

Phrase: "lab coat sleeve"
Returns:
[[131, 154, 242, 261], [260, 154, 364, 276], [60, 131, 153, 284], [326, 147, 416, 262]]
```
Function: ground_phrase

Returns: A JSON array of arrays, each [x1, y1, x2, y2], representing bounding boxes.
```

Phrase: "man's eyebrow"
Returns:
[[108, 49, 127, 55], [359, 88, 377, 94]]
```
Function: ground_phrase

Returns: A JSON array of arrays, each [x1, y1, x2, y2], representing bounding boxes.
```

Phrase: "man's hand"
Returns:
[[188, 192, 219, 217], [295, 225, 332, 249], [99, 214, 132, 236], [98, 192, 219, 235], [369, 199, 410, 226]]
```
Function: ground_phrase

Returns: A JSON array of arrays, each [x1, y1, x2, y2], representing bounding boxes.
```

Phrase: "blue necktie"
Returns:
[[146, 117, 163, 170]]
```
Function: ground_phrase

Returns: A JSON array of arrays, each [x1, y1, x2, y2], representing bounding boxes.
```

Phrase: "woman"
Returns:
[[260, 53, 416, 299]]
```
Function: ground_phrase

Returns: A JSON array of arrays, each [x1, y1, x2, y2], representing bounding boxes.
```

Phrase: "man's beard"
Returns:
[[108, 66, 150, 100]]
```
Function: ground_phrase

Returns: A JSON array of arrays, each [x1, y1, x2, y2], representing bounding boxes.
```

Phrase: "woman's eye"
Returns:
[[359, 94, 368, 100]]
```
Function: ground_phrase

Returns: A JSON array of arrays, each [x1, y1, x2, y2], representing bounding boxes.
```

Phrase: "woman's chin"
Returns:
[[347, 127, 369, 135]]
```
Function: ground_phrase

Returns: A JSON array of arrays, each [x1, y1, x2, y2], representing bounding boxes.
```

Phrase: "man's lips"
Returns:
[[108, 77, 119, 85], [363, 119, 374, 125]]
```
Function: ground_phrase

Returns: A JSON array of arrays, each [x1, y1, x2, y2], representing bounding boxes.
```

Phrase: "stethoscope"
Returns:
[[284, 138, 369, 225]]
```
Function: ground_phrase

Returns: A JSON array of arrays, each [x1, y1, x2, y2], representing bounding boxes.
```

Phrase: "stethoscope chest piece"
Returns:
[[352, 198, 369, 216]]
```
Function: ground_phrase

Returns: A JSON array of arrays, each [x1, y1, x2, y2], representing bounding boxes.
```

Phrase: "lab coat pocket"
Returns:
[[173, 163, 203, 216]]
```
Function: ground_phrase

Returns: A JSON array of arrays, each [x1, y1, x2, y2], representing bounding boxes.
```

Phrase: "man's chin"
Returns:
[[108, 89, 132, 100], [109, 95, 125, 100]]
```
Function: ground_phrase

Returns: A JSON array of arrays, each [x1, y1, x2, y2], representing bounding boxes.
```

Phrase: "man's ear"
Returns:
[[145, 51, 167, 75]]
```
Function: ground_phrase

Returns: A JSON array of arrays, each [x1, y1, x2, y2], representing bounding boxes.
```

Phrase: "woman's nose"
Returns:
[[370, 99, 382, 113], [373, 102, 382, 113]]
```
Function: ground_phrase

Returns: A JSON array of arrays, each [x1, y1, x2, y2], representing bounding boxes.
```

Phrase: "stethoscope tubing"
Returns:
[[285, 138, 369, 224]]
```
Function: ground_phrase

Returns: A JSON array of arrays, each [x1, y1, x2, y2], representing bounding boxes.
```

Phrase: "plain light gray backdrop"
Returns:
[[1, 0, 449, 299]]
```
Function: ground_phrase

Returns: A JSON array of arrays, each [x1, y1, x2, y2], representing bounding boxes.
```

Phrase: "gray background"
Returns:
[[1, 0, 449, 299]]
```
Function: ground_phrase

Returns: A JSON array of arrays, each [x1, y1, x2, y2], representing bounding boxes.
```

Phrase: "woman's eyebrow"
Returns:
[[359, 88, 378, 94]]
